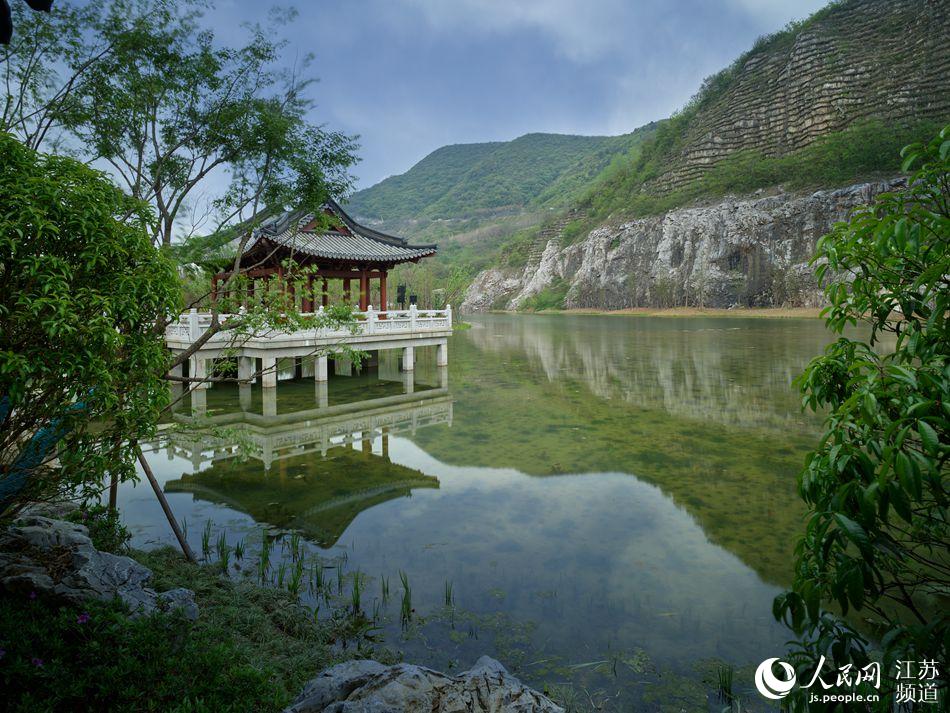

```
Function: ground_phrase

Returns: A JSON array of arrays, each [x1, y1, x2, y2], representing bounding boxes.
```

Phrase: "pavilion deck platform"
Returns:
[[165, 305, 452, 389]]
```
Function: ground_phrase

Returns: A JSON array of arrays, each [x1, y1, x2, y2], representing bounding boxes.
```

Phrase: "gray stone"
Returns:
[[0, 515, 198, 620], [285, 656, 563, 713], [20, 500, 81, 520], [158, 587, 201, 620]]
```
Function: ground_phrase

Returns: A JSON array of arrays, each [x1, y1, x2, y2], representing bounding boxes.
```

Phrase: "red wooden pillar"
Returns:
[[321, 278, 329, 308], [343, 278, 352, 305], [359, 270, 369, 311], [302, 274, 313, 312], [379, 271, 388, 318]]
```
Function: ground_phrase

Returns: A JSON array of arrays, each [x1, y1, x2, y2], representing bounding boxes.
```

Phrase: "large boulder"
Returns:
[[286, 655, 564, 713], [0, 514, 198, 620]]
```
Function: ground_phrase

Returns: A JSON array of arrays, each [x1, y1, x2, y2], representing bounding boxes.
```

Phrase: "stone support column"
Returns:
[[261, 356, 278, 388], [190, 356, 209, 389], [238, 356, 256, 384], [315, 355, 328, 382]]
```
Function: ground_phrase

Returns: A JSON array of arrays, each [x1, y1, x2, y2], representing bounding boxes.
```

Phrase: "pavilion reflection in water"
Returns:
[[154, 371, 451, 546]]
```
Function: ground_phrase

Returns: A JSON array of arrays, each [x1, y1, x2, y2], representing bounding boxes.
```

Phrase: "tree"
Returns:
[[71, 2, 357, 248], [1, 1, 107, 150], [2, 1, 359, 247], [0, 132, 181, 514], [774, 126, 949, 709]]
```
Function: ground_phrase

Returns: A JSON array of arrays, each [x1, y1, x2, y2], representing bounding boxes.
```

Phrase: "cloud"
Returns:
[[388, 0, 641, 63]]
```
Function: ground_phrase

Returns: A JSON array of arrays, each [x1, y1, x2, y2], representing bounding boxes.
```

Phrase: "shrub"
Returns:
[[66, 504, 131, 554], [520, 279, 570, 312]]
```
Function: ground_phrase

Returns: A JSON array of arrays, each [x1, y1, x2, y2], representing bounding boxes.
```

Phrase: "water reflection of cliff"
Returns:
[[161, 389, 451, 546], [466, 314, 831, 434]]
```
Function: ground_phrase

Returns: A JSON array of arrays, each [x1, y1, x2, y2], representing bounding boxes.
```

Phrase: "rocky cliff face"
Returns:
[[462, 179, 903, 312], [655, 0, 949, 191]]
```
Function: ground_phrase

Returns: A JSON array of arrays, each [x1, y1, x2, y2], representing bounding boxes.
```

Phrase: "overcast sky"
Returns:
[[211, 0, 828, 189]]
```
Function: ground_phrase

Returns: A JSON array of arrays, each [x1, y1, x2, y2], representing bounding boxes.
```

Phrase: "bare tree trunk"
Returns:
[[135, 445, 196, 563]]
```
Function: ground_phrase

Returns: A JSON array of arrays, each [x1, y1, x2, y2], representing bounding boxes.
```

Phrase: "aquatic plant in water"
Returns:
[[399, 570, 412, 627], [717, 664, 734, 704], [380, 575, 390, 604], [257, 530, 271, 584], [443, 580, 454, 607]]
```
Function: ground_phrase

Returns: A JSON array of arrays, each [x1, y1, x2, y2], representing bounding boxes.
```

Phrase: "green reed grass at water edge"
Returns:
[[216, 532, 231, 573], [351, 571, 364, 613], [201, 519, 213, 560], [288, 560, 304, 598]]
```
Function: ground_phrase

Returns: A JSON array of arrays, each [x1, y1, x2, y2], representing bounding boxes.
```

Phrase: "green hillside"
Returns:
[[346, 131, 650, 224], [347, 142, 501, 222]]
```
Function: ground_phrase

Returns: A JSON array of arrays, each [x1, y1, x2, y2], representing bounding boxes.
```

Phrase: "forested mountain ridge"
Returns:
[[346, 130, 651, 226]]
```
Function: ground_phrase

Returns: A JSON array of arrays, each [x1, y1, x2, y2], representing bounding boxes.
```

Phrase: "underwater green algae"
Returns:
[[412, 315, 830, 587]]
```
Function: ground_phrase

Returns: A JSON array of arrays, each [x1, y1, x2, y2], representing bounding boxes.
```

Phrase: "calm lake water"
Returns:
[[120, 314, 846, 711]]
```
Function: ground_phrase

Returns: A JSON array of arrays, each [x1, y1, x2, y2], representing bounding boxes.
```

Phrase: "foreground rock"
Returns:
[[0, 514, 198, 619], [462, 179, 904, 312], [286, 656, 564, 713]]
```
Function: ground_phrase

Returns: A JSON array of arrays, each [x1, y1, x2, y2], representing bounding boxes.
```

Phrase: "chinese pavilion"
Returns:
[[211, 199, 437, 311]]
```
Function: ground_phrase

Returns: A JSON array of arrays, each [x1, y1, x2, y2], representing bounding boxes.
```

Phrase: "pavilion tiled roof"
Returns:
[[244, 199, 436, 265]]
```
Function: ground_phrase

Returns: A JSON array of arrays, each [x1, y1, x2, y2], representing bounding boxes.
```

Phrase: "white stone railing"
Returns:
[[165, 304, 452, 344]]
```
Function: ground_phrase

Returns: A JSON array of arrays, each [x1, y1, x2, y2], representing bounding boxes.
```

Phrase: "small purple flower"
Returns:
[[28, 591, 37, 600], [31, 657, 43, 667], [77, 612, 91, 625]]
